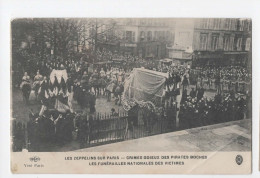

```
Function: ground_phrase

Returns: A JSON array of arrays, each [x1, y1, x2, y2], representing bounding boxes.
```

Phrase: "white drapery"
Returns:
[[50, 69, 68, 84]]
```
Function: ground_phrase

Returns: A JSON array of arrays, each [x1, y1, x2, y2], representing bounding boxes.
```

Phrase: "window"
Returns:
[[246, 20, 251, 32], [126, 31, 135, 42], [231, 19, 236, 30], [228, 19, 233, 30], [236, 37, 243, 51], [239, 19, 245, 31], [224, 19, 233, 30], [211, 34, 219, 50], [122, 31, 126, 40], [166, 31, 171, 41], [223, 35, 230, 51], [132, 32, 135, 42], [158, 31, 163, 41], [224, 19, 230, 30], [200, 33, 208, 50], [161, 31, 166, 40], [140, 31, 145, 41], [147, 31, 152, 41], [213, 19, 221, 29], [154, 31, 158, 40], [245, 38, 251, 51], [229, 37, 234, 51]]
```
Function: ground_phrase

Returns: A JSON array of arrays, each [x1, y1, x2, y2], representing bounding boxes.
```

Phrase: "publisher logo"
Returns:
[[236, 155, 243, 165], [29, 156, 41, 162]]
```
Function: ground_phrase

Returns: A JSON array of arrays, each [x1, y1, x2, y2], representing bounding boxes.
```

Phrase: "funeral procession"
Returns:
[[11, 18, 252, 152]]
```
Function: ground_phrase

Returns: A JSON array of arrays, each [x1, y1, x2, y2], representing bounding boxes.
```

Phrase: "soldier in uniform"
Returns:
[[100, 68, 106, 78], [81, 71, 89, 91], [20, 72, 31, 104], [197, 87, 205, 101], [189, 88, 196, 98], [89, 92, 96, 114], [215, 73, 221, 94], [78, 116, 89, 147]]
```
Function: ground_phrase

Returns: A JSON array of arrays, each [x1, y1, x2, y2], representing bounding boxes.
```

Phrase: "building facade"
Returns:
[[192, 18, 251, 67], [116, 19, 175, 59], [167, 19, 194, 66]]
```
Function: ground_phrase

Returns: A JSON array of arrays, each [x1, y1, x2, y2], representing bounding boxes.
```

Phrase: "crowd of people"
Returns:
[[96, 48, 145, 63], [190, 66, 251, 93], [13, 47, 252, 151], [178, 91, 250, 129], [160, 64, 251, 130], [25, 104, 128, 151], [27, 109, 75, 149], [26, 107, 104, 150], [18, 50, 251, 120], [15, 50, 134, 150]]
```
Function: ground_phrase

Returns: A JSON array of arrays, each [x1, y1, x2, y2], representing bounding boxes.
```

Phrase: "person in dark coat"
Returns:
[[181, 89, 188, 104], [66, 75, 74, 93], [78, 117, 89, 147], [197, 87, 205, 101], [62, 111, 74, 142], [89, 93, 96, 114], [54, 114, 64, 145], [167, 102, 177, 130], [189, 88, 196, 98], [215, 74, 221, 94], [81, 71, 89, 91], [182, 75, 189, 90], [127, 104, 139, 131]]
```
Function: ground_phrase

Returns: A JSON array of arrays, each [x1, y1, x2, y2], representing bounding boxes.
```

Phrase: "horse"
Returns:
[[105, 82, 117, 102], [182, 75, 189, 90], [89, 78, 99, 96], [98, 77, 108, 96], [21, 83, 31, 104], [32, 82, 41, 100]]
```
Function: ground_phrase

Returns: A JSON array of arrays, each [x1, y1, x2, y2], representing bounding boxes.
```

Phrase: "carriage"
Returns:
[[121, 68, 174, 131], [122, 68, 168, 109]]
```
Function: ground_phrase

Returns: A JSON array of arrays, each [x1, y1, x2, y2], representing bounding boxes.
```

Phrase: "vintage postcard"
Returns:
[[10, 18, 252, 174]]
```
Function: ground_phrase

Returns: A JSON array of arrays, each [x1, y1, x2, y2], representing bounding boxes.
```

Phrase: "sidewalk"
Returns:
[[75, 119, 251, 152]]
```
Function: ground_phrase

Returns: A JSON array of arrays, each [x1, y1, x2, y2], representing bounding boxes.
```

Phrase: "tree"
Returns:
[[12, 18, 122, 64]]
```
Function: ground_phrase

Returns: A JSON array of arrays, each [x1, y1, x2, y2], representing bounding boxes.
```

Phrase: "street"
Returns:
[[11, 85, 216, 123], [11, 87, 125, 123]]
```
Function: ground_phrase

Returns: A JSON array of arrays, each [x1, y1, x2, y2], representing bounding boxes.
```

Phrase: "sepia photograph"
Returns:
[[10, 18, 252, 173]]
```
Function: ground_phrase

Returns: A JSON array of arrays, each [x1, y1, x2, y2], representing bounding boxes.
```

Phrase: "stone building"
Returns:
[[167, 19, 194, 66], [192, 18, 251, 67], [116, 18, 175, 59]]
